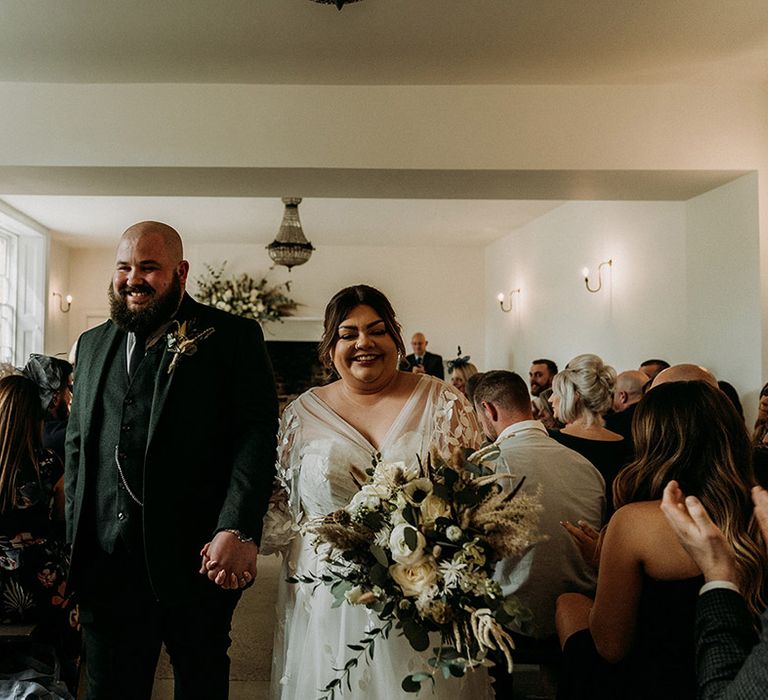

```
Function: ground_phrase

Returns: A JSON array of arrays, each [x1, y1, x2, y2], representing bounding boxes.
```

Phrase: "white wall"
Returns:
[[44, 238, 71, 357], [484, 201, 688, 374], [64, 242, 486, 368], [484, 179, 763, 425], [686, 173, 761, 419]]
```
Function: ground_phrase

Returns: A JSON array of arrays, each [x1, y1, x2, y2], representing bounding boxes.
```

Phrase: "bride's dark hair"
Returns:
[[318, 285, 406, 369]]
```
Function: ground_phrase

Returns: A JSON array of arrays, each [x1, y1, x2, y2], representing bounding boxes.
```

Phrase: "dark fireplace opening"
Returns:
[[266, 340, 331, 410]]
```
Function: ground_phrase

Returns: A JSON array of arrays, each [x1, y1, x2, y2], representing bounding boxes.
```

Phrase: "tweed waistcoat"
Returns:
[[93, 335, 164, 554]]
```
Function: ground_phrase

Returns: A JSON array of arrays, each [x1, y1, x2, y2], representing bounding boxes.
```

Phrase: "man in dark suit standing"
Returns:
[[662, 480, 768, 698], [65, 221, 278, 699], [404, 332, 444, 379]]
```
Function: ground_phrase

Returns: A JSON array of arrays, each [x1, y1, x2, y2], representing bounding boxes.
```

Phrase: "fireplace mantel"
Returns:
[[262, 316, 323, 342]]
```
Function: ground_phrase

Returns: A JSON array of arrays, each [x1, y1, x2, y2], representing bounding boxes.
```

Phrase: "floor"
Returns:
[[150, 554, 556, 700], [151, 554, 281, 700]]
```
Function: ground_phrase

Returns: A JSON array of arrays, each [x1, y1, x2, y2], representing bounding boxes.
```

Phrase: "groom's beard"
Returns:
[[108, 272, 182, 335]]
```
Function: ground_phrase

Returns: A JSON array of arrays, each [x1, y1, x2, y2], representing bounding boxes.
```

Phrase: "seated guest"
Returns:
[[22, 354, 73, 464], [638, 358, 670, 381], [752, 382, 768, 486], [529, 358, 558, 398], [717, 380, 744, 421], [447, 348, 478, 398], [605, 370, 648, 445], [403, 332, 444, 379], [555, 381, 765, 700], [470, 370, 605, 696], [534, 387, 562, 431], [753, 382, 768, 446], [0, 375, 79, 689], [549, 353, 630, 513], [661, 480, 768, 699], [650, 362, 717, 388]]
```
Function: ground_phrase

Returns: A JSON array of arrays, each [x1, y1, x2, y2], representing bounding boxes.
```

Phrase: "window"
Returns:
[[0, 207, 46, 366]]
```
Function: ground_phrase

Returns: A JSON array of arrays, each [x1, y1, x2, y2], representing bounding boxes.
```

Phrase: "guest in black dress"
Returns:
[[555, 381, 765, 700], [0, 375, 80, 690], [548, 353, 632, 513]]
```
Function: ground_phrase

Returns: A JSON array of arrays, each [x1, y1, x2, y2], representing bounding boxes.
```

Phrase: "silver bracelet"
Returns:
[[222, 528, 254, 543]]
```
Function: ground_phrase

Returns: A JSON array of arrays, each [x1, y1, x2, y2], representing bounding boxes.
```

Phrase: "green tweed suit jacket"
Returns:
[[64, 293, 278, 601]]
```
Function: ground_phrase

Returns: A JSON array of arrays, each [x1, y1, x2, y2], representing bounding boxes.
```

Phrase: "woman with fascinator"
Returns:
[[262, 286, 491, 700], [22, 354, 73, 465], [447, 347, 478, 398]]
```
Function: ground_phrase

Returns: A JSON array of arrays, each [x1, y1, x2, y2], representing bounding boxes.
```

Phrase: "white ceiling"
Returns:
[[0, 195, 564, 247], [1, 0, 766, 85], [1, 0, 764, 247]]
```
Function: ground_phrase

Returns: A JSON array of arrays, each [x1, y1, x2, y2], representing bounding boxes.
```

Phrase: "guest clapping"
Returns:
[[661, 481, 768, 698], [555, 381, 765, 700]]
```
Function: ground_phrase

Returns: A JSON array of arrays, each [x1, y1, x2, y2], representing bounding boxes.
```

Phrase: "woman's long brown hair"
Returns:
[[614, 380, 766, 615], [0, 375, 44, 514]]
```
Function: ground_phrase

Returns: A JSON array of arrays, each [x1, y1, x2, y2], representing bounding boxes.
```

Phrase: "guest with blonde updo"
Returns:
[[549, 353, 631, 513]]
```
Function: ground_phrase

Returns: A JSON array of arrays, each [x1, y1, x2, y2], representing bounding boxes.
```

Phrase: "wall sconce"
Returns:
[[582, 259, 612, 293], [496, 288, 521, 312], [52, 292, 72, 313]]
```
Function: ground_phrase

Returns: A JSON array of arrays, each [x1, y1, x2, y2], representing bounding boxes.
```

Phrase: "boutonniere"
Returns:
[[165, 320, 215, 374]]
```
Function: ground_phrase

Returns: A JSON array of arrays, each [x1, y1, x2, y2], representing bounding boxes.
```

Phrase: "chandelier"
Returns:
[[266, 197, 315, 271], [311, 0, 363, 9]]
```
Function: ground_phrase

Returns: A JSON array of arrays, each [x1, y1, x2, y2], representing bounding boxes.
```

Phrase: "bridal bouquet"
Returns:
[[290, 449, 541, 697], [195, 263, 298, 322]]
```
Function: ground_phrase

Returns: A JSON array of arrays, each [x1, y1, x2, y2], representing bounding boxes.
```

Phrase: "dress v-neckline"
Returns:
[[307, 375, 427, 453]]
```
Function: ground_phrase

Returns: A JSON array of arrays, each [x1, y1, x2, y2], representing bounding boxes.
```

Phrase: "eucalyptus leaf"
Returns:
[[402, 619, 430, 651], [404, 526, 418, 551], [401, 676, 422, 693], [370, 544, 389, 567]]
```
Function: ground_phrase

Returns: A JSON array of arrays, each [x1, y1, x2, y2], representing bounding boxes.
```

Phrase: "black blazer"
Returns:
[[65, 294, 278, 601], [404, 351, 444, 380], [696, 588, 768, 698]]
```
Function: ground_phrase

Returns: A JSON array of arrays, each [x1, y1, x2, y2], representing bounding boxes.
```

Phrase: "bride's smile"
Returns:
[[333, 305, 399, 387]]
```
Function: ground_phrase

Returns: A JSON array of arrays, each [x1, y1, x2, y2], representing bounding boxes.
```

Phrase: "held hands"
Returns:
[[660, 480, 738, 584], [560, 519, 601, 567], [199, 531, 258, 590], [411, 364, 426, 375]]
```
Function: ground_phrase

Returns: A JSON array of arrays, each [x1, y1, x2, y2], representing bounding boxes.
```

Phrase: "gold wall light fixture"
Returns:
[[52, 292, 72, 313], [496, 288, 521, 312], [582, 259, 612, 293]]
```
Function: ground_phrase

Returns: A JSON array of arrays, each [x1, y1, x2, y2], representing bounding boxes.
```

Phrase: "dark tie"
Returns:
[[129, 334, 146, 378]]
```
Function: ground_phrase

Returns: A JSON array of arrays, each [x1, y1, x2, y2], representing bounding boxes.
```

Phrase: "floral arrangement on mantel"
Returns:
[[292, 448, 541, 697], [195, 263, 298, 323]]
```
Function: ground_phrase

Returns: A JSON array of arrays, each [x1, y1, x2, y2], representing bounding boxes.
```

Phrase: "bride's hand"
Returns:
[[200, 532, 259, 590]]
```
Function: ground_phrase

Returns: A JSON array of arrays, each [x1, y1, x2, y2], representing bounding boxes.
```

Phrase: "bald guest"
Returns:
[[605, 370, 649, 442], [404, 332, 444, 379], [651, 363, 717, 389]]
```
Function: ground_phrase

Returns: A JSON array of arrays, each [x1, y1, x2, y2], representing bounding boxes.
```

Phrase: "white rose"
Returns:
[[389, 523, 427, 566], [389, 560, 437, 597]]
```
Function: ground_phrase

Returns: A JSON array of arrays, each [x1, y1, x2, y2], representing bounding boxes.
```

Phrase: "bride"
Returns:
[[263, 285, 492, 700]]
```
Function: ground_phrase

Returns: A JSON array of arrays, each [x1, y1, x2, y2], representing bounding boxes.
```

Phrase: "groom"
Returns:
[[65, 221, 278, 699]]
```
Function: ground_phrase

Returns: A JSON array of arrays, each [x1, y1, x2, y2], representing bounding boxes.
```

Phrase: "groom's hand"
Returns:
[[199, 531, 259, 590]]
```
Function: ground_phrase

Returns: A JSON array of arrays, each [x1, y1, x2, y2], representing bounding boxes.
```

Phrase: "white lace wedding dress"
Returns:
[[264, 374, 492, 700]]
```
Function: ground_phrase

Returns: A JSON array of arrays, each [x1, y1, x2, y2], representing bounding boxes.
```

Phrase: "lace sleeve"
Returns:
[[259, 403, 302, 556], [431, 384, 484, 457]]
